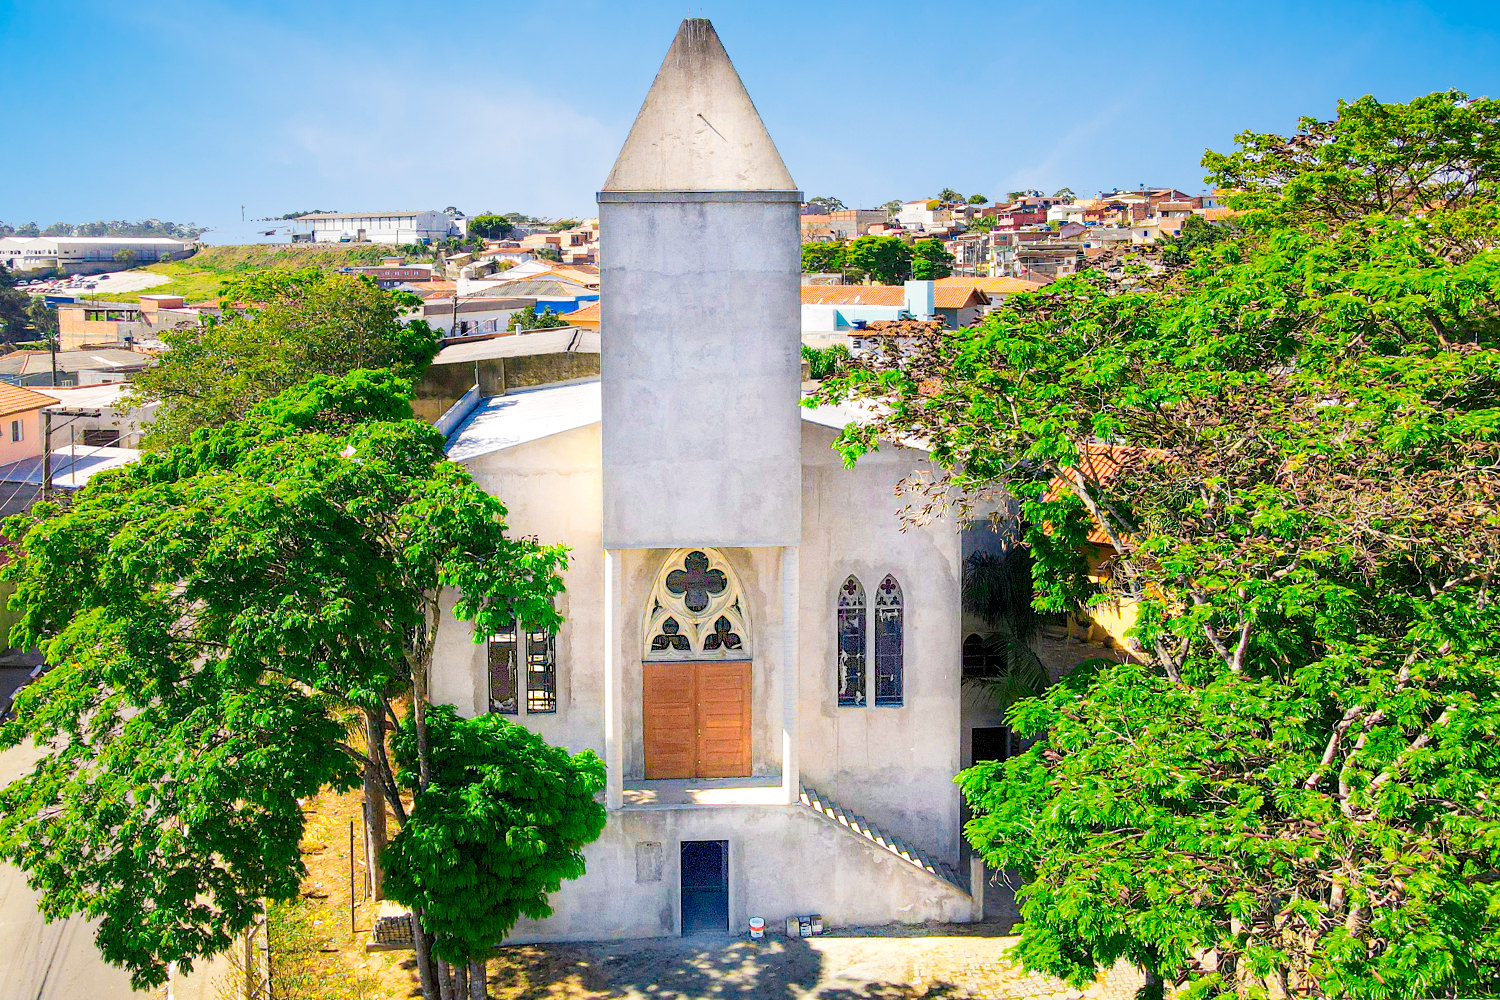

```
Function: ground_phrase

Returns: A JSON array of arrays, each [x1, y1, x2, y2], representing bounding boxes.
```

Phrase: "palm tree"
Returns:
[[961, 548, 1049, 710], [938, 187, 963, 206]]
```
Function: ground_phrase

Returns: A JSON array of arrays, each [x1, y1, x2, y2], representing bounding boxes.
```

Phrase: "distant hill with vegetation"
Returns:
[[94, 244, 404, 303], [0, 218, 209, 239]]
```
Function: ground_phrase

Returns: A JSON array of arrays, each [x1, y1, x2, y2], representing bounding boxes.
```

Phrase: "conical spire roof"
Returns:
[[603, 19, 797, 192]]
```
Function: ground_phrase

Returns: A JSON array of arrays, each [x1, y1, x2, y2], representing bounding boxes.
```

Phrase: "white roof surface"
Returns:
[[444, 380, 906, 463], [446, 382, 603, 461], [434, 328, 598, 366], [0, 446, 140, 489]]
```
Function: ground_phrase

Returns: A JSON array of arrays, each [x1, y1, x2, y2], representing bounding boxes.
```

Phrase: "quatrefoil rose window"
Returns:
[[643, 548, 751, 660]]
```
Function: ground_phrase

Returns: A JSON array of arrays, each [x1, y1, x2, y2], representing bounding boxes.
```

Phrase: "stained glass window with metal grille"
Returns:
[[837, 576, 866, 707], [525, 626, 557, 713], [488, 622, 519, 715], [874, 575, 903, 706]]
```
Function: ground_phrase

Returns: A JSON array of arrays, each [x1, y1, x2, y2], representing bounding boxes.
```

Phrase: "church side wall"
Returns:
[[797, 422, 964, 862], [431, 424, 608, 758]]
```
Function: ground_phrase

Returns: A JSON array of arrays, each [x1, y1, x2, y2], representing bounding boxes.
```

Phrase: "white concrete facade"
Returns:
[[290, 210, 456, 244], [427, 19, 978, 941], [433, 401, 970, 936], [0, 237, 191, 274]]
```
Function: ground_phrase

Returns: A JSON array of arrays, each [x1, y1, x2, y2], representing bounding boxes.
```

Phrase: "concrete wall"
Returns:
[[797, 421, 963, 861], [435, 419, 963, 858], [505, 803, 972, 943], [599, 193, 803, 549]]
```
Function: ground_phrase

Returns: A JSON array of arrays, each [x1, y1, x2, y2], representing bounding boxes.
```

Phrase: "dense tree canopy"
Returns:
[[847, 235, 913, 285], [910, 238, 955, 280], [127, 267, 439, 449], [384, 705, 605, 967], [815, 90, 1500, 997], [0, 371, 576, 996]]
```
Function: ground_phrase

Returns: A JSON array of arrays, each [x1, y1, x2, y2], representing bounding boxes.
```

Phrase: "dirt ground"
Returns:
[[284, 786, 1142, 1000]]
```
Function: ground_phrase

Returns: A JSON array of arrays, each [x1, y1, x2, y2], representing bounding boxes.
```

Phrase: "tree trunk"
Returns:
[[437, 957, 455, 1000], [362, 708, 387, 900], [452, 959, 469, 998], [411, 910, 440, 1000], [468, 958, 488, 999]]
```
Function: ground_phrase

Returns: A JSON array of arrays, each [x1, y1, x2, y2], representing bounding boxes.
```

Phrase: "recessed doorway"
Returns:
[[643, 662, 751, 779], [680, 840, 729, 935]]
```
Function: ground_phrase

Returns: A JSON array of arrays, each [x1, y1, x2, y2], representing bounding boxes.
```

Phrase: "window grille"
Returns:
[[873, 575, 903, 706], [837, 576, 866, 706], [488, 622, 518, 715], [526, 626, 557, 713]]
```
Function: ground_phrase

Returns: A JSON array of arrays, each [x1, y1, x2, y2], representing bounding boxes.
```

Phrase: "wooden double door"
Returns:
[[643, 661, 751, 779]]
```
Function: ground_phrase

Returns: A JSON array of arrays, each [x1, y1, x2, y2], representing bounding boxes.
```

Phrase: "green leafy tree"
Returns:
[[880, 199, 903, 216], [814, 90, 1500, 997], [967, 193, 989, 205], [1158, 213, 1234, 267], [384, 704, 605, 995], [846, 235, 913, 285], [127, 267, 439, 449], [113, 248, 139, 268], [15, 222, 40, 237], [467, 214, 516, 241], [26, 297, 57, 342], [507, 306, 569, 332], [0, 267, 31, 341], [546, 218, 582, 232], [938, 187, 963, 205], [0, 370, 573, 998], [910, 238, 955, 280], [801, 240, 848, 274], [807, 196, 847, 214], [534, 245, 562, 262], [800, 342, 849, 380], [1052, 187, 1076, 202]]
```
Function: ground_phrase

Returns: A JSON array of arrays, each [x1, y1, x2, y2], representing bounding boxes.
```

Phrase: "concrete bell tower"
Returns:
[[598, 18, 803, 549]]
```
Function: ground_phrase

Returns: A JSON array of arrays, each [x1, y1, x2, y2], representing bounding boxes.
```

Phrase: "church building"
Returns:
[[432, 19, 1000, 939]]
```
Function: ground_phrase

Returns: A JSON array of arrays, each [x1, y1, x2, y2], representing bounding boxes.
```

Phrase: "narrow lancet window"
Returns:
[[488, 622, 519, 715], [837, 576, 867, 706], [874, 575, 904, 706]]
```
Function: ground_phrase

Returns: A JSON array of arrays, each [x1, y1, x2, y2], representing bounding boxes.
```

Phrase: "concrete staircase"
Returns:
[[798, 783, 965, 894]]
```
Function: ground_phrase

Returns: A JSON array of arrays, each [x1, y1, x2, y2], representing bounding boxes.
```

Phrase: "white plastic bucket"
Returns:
[[748, 917, 765, 939]]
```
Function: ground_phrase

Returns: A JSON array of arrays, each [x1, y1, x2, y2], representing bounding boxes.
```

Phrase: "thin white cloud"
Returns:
[[992, 98, 1136, 196], [277, 77, 620, 218]]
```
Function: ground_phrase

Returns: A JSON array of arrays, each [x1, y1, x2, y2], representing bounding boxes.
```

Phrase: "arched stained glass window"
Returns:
[[643, 549, 751, 660], [874, 575, 903, 706], [837, 576, 866, 706]]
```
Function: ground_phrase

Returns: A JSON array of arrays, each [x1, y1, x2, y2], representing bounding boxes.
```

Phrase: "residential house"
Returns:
[[0, 348, 153, 388], [801, 280, 988, 339]]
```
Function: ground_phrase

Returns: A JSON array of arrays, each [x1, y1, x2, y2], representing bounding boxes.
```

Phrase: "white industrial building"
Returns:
[[289, 210, 460, 244], [0, 237, 192, 275], [428, 19, 1006, 941]]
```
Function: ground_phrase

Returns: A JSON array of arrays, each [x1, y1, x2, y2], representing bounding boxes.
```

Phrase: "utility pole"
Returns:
[[41, 410, 51, 501]]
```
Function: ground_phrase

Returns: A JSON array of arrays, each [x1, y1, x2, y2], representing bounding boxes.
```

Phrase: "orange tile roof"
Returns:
[[934, 276, 1044, 295], [0, 382, 59, 418], [567, 302, 601, 329], [800, 284, 986, 309], [1043, 443, 1170, 545]]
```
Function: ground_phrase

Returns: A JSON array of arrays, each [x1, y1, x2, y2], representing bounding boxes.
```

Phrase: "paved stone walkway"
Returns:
[[484, 929, 1145, 999]]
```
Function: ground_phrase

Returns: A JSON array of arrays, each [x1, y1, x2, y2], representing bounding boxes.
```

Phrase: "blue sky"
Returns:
[[4, 0, 1499, 237]]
